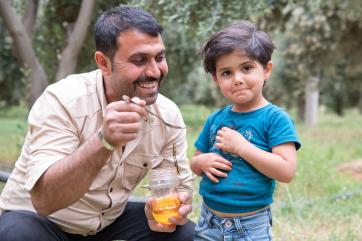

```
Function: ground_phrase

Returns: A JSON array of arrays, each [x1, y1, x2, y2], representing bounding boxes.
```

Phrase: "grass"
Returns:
[[1, 105, 362, 240]]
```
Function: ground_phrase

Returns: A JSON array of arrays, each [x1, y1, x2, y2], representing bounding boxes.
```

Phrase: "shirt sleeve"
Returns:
[[24, 89, 79, 191], [268, 110, 301, 150]]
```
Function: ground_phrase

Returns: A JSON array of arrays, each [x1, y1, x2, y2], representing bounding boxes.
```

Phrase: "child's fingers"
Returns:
[[214, 163, 232, 172], [215, 158, 233, 167], [205, 171, 219, 183], [210, 168, 228, 178]]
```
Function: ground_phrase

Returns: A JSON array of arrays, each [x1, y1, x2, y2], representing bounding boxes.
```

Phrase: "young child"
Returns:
[[191, 20, 301, 240]]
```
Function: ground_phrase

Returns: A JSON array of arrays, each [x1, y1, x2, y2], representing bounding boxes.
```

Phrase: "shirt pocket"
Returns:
[[121, 154, 162, 191]]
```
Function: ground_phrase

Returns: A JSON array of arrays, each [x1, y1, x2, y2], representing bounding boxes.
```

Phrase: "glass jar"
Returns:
[[150, 167, 181, 225]]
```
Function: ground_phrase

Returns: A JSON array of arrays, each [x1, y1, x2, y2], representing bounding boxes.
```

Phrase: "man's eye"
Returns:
[[156, 54, 165, 63], [132, 58, 146, 65]]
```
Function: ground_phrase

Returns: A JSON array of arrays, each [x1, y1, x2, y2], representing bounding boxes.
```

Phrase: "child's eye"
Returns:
[[221, 70, 232, 77], [241, 65, 253, 72]]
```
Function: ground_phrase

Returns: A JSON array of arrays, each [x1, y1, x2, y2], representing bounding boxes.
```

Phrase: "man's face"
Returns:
[[105, 29, 168, 105]]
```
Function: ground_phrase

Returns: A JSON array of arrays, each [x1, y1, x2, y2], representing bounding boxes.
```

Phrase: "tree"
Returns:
[[0, 0, 95, 108], [262, 0, 362, 125], [55, 0, 96, 80], [0, 0, 47, 108]]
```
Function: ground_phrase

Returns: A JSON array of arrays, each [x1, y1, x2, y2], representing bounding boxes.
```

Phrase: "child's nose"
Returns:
[[233, 73, 244, 85]]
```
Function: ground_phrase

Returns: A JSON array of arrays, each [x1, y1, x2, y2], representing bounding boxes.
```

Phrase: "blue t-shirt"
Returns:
[[195, 104, 301, 213]]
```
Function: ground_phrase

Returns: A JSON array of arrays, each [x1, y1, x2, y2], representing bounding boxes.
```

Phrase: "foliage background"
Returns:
[[1, 1, 362, 239], [1, 0, 361, 118]]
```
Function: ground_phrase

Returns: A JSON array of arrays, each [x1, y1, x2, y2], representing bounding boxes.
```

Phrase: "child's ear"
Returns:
[[264, 61, 273, 80], [95, 51, 112, 77], [212, 74, 218, 83]]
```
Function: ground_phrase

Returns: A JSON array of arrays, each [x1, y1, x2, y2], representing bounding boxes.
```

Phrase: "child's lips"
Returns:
[[232, 88, 249, 94]]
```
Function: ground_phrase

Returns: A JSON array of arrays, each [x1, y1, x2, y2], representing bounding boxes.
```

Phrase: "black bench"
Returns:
[[0, 171, 10, 183]]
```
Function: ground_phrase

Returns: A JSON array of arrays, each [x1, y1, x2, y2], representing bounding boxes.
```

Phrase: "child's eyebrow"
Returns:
[[240, 60, 256, 65], [217, 66, 231, 72], [217, 60, 255, 72]]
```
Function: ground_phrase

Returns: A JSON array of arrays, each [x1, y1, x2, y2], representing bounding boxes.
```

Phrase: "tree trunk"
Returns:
[[0, 0, 47, 108], [22, 0, 39, 38], [305, 75, 320, 127], [11, 0, 39, 68], [297, 96, 305, 122], [55, 0, 96, 81], [358, 96, 362, 114]]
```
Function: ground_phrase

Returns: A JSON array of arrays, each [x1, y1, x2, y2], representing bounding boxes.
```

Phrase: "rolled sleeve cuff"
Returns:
[[25, 158, 59, 191]]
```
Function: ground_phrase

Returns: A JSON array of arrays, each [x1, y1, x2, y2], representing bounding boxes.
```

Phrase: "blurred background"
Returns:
[[1, 0, 362, 240]]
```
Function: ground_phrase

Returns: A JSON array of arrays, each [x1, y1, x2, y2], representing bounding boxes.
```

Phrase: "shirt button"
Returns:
[[225, 220, 233, 228], [109, 187, 113, 192], [143, 163, 148, 167]]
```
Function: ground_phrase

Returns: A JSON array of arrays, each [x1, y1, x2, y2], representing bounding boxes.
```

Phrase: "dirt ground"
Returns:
[[337, 159, 362, 180]]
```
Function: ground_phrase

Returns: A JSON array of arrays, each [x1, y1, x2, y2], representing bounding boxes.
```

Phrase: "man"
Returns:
[[0, 5, 194, 241]]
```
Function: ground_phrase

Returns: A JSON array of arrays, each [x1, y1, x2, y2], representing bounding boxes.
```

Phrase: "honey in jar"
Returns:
[[150, 167, 180, 225]]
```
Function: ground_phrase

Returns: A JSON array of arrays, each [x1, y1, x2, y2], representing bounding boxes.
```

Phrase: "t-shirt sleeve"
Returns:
[[194, 115, 213, 153], [268, 110, 301, 150]]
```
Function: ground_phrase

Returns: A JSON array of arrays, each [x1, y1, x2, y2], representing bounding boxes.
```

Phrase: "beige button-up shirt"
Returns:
[[0, 69, 193, 235]]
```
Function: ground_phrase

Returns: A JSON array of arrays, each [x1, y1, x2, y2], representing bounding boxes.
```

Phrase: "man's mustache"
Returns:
[[133, 74, 164, 85], [133, 74, 164, 88]]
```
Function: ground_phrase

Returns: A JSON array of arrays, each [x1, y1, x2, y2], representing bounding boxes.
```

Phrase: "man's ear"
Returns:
[[95, 51, 112, 77], [264, 61, 273, 80]]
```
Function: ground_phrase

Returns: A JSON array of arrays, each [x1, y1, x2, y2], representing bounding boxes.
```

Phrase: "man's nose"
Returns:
[[145, 59, 161, 78]]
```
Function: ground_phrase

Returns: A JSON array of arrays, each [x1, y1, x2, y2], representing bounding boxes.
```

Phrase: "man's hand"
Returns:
[[102, 97, 147, 148], [192, 152, 232, 183], [145, 192, 192, 232]]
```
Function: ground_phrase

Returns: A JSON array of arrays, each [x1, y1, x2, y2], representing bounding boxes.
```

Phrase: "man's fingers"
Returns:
[[107, 111, 145, 123], [154, 223, 176, 233], [178, 192, 191, 204], [107, 99, 147, 117], [178, 203, 192, 217], [130, 96, 146, 106], [169, 215, 188, 226]]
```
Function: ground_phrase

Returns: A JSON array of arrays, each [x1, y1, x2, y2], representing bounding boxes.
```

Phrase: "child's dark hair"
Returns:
[[200, 20, 275, 75]]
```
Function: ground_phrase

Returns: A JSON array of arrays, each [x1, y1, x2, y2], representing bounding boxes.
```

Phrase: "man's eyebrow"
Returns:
[[128, 53, 147, 59], [129, 49, 166, 59]]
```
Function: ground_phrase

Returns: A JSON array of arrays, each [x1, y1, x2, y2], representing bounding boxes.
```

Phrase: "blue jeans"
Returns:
[[193, 203, 272, 241]]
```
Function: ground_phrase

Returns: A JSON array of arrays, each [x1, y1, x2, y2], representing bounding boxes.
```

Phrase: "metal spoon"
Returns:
[[122, 95, 186, 129]]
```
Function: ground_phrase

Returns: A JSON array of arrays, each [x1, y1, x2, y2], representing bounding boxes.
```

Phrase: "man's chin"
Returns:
[[143, 93, 158, 105]]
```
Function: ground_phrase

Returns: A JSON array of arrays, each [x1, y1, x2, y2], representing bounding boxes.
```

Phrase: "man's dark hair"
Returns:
[[95, 5, 163, 60], [200, 20, 275, 75]]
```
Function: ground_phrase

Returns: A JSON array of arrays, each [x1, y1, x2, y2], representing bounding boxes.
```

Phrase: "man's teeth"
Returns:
[[138, 82, 157, 89]]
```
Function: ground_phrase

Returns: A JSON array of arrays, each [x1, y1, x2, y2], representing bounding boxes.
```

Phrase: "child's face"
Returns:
[[212, 50, 272, 112]]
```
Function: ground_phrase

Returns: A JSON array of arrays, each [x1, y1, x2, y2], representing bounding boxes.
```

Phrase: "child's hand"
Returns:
[[192, 152, 232, 183], [215, 127, 247, 156]]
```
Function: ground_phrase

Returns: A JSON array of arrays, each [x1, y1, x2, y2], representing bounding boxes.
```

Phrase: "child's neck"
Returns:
[[232, 98, 269, 113]]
